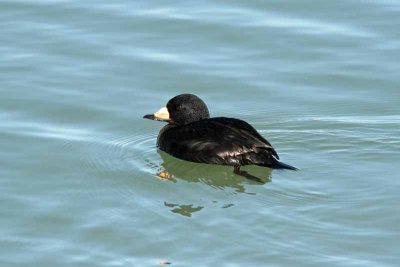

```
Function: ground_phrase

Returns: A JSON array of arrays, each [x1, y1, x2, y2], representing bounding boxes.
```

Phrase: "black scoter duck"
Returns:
[[143, 94, 297, 177]]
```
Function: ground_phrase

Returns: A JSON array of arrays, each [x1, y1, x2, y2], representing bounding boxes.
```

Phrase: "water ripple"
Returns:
[[130, 6, 373, 37], [0, 114, 92, 142], [82, 133, 159, 175]]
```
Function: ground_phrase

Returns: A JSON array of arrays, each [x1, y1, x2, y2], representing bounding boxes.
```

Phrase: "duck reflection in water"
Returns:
[[157, 150, 272, 190], [156, 150, 272, 217]]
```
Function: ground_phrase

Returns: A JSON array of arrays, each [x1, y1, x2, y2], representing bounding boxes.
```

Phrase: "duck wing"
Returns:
[[157, 117, 279, 165], [211, 117, 279, 159]]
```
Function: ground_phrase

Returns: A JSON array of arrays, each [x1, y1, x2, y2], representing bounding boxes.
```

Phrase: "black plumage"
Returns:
[[144, 94, 297, 174]]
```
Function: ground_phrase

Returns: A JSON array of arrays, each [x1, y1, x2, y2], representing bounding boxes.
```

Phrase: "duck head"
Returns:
[[143, 94, 210, 125]]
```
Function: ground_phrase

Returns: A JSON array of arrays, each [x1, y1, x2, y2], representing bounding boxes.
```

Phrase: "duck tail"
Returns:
[[270, 157, 298, 171]]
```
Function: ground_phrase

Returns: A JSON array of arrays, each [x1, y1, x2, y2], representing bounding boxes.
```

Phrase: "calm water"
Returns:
[[1, 1, 400, 266]]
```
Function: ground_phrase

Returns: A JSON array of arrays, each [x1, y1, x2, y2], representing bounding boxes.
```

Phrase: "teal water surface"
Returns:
[[1, 1, 400, 266]]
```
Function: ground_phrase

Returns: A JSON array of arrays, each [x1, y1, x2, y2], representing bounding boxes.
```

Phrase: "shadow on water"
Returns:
[[163, 202, 204, 217], [155, 150, 272, 217]]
